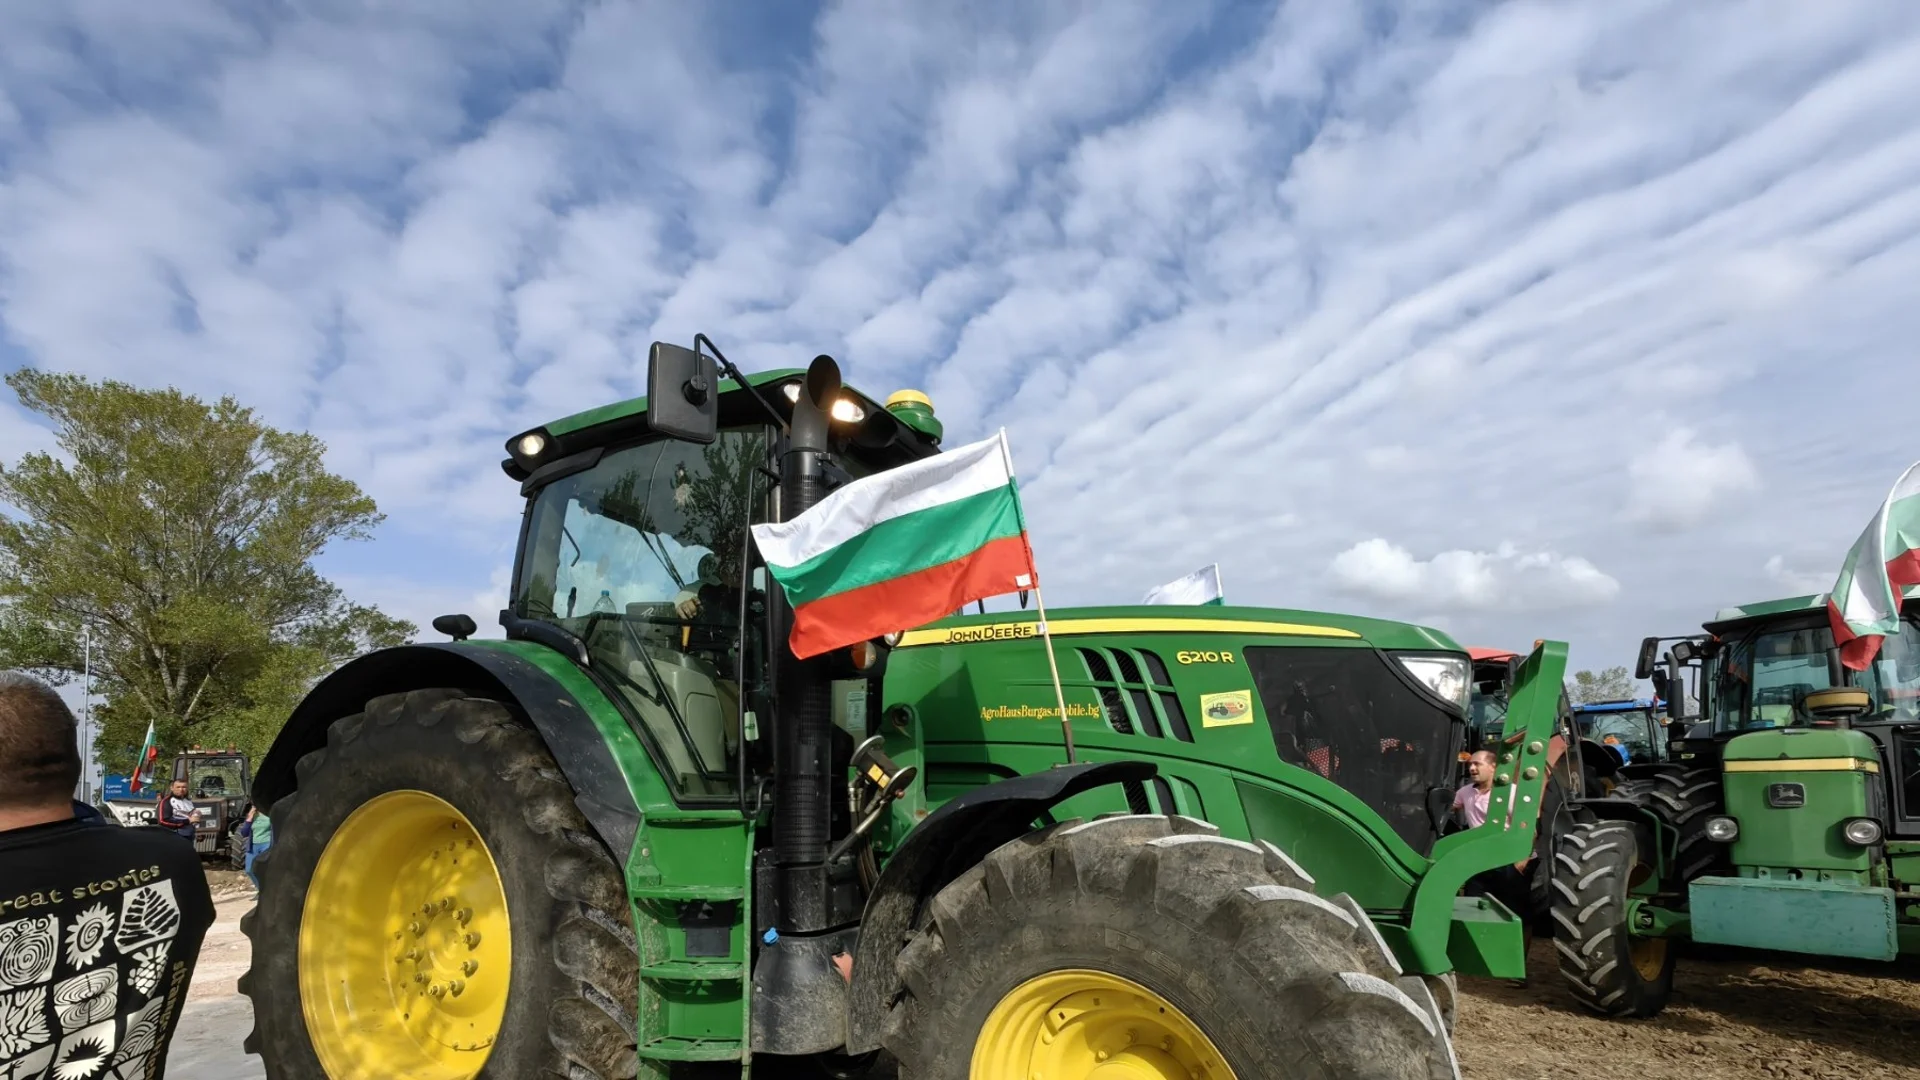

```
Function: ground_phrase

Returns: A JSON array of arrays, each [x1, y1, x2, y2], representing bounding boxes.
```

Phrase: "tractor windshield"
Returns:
[[512, 428, 771, 799], [1712, 618, 1920, 732], [1579, 710, 1660, 762], [181, 756, 246, 798]]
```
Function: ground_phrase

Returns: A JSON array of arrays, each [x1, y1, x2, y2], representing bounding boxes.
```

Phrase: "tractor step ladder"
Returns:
[[628, 811, 755, 1075]]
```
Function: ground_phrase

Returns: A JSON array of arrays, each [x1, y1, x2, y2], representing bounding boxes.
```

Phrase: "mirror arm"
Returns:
[[695, 333, 791, 432]]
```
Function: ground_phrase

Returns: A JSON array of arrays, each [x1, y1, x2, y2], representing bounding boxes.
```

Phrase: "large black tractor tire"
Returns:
[[239, 689, 639, 1079], [1550, 820, 1676, 1018], [1637, 763, 1728, 884], [880, 813, 1458, 1080]]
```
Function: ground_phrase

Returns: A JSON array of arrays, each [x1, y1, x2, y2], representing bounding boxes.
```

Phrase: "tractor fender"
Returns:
[[843, 759, 1157, 1054], [252, 643, 642, 863], [1569, 796, 1668, 880]]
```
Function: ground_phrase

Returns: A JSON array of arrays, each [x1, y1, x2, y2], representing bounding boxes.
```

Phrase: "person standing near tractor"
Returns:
[[155, 777, 200, 843], [242, 806, 272, 892], [1452, 749, 1497, 827]]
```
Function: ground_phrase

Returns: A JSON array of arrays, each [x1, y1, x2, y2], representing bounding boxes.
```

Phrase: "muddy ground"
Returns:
[[1456, 938, 1920, 1079], [178, 868, 1920, 1078]]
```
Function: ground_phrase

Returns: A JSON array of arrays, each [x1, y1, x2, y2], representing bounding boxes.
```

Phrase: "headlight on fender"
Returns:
[[1393, 653, 1470, 713], [1704, 816, 1739, 843], [1841, 817, 1883, 847]]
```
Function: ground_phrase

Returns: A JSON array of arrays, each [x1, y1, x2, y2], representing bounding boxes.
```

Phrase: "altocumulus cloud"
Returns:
[[2, 0, 1919, 672]]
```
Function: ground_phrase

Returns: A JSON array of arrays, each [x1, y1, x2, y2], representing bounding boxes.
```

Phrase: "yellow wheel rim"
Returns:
[[972, 969, 1238, 1080], [1630, 937, 1668, 981], [299, 791, 512, 1079]]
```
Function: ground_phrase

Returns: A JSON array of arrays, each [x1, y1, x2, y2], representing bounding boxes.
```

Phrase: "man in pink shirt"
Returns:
[[1452, 750, 1496, 828]]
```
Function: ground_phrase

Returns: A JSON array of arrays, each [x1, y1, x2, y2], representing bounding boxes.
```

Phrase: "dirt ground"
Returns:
[[179, 867, 1920, 1078], [1456, 938, 1920, 1079]]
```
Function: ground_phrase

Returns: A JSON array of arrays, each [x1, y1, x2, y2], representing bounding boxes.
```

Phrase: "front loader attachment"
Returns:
[[1411, 640, 1568, 976]]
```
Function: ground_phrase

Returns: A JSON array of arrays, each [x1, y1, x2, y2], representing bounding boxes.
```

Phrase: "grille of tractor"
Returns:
[[1076, 647, 1194, 743], [1241, 645, 1458, 855]]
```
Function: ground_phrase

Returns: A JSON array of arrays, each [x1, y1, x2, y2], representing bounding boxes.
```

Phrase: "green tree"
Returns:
[[1568, 665, 1639, 704], [0, 371, 412, 769]]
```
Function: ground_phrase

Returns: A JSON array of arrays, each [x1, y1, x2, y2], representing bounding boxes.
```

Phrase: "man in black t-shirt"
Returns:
[[0, 672, 214, 1080]]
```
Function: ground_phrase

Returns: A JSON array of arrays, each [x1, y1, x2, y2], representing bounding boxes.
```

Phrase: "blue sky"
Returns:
[[4, 0, 1920, 691]]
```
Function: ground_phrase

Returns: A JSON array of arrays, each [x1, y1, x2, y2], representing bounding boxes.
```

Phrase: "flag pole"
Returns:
[[997, 429, 1077, 765]]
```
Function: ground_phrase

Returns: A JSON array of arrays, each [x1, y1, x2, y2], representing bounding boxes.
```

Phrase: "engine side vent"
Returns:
[[1073, 647, 1195, 743]]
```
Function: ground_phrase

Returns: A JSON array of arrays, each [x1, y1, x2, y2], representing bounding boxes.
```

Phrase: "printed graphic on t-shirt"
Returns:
[[0, 869, 186, 1080]]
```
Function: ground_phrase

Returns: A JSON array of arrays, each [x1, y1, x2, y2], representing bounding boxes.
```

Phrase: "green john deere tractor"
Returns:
[[240, 341, 1564, 1079], [1551, 593, 1920, 1019]]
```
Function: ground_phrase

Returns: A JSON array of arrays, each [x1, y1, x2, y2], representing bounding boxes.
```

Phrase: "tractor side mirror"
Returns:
[[1635, 636, 1660, 680], [646, 341, 720, 444], [432, 613, 477, 642]]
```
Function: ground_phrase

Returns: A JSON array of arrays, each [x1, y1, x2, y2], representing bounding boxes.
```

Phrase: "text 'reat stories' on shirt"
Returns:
[[0, 818, 215, 1080]]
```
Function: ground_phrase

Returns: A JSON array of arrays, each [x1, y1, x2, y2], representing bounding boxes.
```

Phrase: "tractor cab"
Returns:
[[503, 368, 939, 804], [1571, 699, 1669, 768], [1467, 646, 1520, 750]]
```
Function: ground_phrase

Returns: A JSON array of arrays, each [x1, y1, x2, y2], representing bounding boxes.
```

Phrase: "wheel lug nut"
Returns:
[[464, 932, 482, 949], [455, 908, 473, 926], [408, 921, 423, 936], [429, 984, 446, 998], [462, 960, 478, 977], [449, 979, 466, 997]]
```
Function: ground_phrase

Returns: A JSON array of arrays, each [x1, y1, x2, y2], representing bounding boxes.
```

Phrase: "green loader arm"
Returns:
[[1406, 640, 1568, 973]]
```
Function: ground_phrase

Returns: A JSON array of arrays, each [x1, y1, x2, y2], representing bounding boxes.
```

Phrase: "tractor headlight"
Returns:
[[881, 630, 904, 647], [1841, 817, 1883, 847], [782, 381, 867, 423], [1704, 816, 1740, 843], [507, 430, 552, 470], [1393, 653, 1470, 713]]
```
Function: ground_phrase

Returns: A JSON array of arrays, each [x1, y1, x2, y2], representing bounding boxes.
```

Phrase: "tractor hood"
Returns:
[[1719, 726, 1883, 876]]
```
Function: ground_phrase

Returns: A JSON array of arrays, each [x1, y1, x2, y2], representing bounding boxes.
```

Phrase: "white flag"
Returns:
[[1143, 564, 1224, 606]]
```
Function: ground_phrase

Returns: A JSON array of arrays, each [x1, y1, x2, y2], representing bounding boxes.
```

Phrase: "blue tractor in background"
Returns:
[[1570, 698, 1672, 780]]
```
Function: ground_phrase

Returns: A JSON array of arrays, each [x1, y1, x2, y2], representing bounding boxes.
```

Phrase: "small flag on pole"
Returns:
[[751, 431, 1037, 659], [1828, 461, 1920, 670], [1143, 563, 1225, 606], [129, 718, 159, 793]]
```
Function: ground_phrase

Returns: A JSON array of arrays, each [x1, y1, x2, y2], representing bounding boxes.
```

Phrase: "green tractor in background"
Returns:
[[1551, 593, 1920, 1018], [240, 341, 1565, 1079]]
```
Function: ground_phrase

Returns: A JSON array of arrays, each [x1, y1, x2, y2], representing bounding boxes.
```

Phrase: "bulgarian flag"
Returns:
[[1828, 461, 1920, 670], [128, 718, 159, 793], [750, 430, 1036, 659]]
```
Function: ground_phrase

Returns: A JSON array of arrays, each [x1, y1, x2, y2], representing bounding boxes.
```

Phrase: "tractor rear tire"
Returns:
[[1550, 820, 1675, 1018], [239, 689, 639, 1080], [880, 813, 1458, 1080], [1638, 764, 1728, 884]]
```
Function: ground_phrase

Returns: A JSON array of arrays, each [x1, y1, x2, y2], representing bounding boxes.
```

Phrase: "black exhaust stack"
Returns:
[[754, 355, 857, 1056], [775, 355, 840, 929]]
